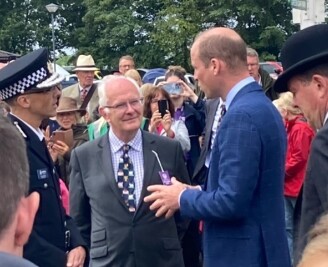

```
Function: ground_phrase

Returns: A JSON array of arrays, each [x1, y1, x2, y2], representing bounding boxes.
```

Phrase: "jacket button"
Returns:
[[44, 183, 48, 188]]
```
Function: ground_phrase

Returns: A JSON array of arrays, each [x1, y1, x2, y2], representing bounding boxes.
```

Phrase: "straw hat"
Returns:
[[73, 55, 99, 72], [57, 97, 86, 116]]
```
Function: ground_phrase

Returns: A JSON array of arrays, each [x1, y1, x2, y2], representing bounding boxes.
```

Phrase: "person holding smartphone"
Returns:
[[143, 86, 190, 153], [49, 97, 89, 188]]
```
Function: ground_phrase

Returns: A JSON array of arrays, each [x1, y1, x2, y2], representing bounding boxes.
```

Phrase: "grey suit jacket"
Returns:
[[0, 252, 37, 267], [62, 83, 99, 121], [70, 131, 190, 267], [296, 121, 328, 262], [192, 98, 220, 184]]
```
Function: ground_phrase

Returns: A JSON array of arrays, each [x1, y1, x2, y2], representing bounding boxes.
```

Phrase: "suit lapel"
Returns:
[[136, 131, 157, 212], [97, 135, 128, 209]]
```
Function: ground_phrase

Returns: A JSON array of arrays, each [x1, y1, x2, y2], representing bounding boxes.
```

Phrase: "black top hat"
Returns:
[[0, 48, 64, 100], [274, 24, 328, 93]]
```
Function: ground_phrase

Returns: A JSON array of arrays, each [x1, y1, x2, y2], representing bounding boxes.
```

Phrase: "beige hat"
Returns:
[[73, 55, 99, 72], [57, 97, 87, 116]]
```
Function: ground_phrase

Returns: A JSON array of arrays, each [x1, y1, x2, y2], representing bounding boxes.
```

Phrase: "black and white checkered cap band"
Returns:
[[0, 67, 48, 100]]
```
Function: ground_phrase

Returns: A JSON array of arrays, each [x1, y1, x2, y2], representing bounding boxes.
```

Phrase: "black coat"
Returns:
[[7, 114, 86, 267], [192, 98, 220, 185], [183, 99, 206, 177], [295, 121, 328, 263]]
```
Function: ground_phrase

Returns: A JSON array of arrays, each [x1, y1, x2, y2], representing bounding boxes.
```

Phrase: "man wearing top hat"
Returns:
[[274, 24, 328, 263], [0, 48, 86, 267], [62, 55, 99, 122]]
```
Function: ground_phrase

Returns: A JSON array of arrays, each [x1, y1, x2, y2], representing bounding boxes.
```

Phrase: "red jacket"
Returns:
[[284, 115, 315, 197]]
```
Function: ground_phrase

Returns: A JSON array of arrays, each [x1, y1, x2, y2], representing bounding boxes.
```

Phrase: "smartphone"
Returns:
[[158, 99, 169, 118], [51, 129, 73, 148], [162, 83, 182, 95]]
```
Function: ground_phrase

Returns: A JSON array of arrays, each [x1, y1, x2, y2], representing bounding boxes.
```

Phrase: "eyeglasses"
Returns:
[[23, 85, 61, 95], [103, 98, 143, 111]]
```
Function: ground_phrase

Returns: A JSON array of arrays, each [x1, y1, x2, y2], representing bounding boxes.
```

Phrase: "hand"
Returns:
[[66, 246, 86, 267], [144, 177, 187, 219], [51, 140, 70, 156], [149, 110, 162, 132], [161, 112, 172, 132], [44, 126, 51, 143], [178, 80, 198, 103]]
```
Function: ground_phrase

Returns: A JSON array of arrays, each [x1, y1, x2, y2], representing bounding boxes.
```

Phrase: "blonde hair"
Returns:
[[125, 69, 142, 86], [275, 92, 302, 116], [140, 83, 156, 97], [298, 214, 328, 267]]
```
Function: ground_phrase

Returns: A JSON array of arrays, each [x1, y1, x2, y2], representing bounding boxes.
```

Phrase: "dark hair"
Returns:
[[298, 62, 328, 84], [143, 86, 175, 119], [0, 116, 29, 235], [165, 65, 187, 83]]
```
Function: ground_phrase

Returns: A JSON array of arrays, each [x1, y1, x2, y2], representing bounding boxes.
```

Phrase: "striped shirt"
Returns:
[[108, 128, 144, 206]]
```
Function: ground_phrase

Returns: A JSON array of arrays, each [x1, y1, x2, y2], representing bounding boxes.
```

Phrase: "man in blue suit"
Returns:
[[145, 27, 290, 267]]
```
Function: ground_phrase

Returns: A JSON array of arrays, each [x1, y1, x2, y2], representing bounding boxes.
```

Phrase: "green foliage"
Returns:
[[0, 0, 299, 69]]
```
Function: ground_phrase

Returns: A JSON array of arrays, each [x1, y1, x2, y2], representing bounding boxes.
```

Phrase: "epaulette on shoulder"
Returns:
[[14, 121, 27, 138]]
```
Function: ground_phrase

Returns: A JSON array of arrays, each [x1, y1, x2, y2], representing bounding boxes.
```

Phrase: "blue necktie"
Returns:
[[117, 144, 136, 212]]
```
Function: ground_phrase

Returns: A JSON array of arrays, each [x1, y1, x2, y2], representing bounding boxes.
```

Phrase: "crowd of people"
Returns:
[[0, 23, 328, 267]]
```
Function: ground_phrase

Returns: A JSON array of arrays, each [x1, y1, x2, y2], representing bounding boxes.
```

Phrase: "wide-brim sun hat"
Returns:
[[57, 96, 87, 116], [274, 24, 328, 93], [73, 55, 99, 72]]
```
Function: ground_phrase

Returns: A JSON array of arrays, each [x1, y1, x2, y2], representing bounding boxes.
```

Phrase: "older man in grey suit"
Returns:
[[70, 76, 190, 267], [62, 55, 99, 121]]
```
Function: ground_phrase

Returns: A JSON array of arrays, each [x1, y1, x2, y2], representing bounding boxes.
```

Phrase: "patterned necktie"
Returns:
[[80, 88, 88, 102], [210, 104, 226, 150], [117, 144, 136, 212]]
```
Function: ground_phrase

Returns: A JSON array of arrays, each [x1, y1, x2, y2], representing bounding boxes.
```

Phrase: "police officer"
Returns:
[[0, 48, 86, 267]]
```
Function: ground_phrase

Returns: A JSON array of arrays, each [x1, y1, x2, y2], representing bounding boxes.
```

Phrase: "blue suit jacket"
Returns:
[[180, 82, 290, 267]]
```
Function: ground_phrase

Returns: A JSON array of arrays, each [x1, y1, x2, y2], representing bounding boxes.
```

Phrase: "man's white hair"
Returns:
[[98, 76, 141, 108]]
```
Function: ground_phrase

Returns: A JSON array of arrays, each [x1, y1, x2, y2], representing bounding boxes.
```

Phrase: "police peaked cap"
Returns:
[[0, 48, 64, 100]]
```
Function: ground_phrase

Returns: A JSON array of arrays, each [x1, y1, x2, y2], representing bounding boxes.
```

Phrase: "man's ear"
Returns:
[[14, 192, 39, 247], [312, 74, 328, 99], [98, 107, 111, 123], [210, 58, 222, 76], [16, 95, 32, 109]]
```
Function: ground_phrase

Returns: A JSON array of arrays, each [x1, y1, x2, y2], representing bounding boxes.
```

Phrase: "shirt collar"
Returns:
[[10, 113, 44, 141], [79, 84, 92, 91], [225, 76, 255, 110], [324, 112, 328, 125], [108, 128, 143, 153]]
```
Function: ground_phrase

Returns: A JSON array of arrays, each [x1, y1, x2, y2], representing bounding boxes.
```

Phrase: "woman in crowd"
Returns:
[[164, 65, 205, 177], [273, 92, 315, 264], [50, 97, 89, 188], [143, 86, 190, 153]]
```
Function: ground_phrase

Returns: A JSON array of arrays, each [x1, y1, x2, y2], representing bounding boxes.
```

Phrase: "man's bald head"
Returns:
[[192, 27, 247, 71]]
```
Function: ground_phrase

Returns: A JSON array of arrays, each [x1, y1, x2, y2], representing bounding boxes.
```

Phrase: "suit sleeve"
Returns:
[[180, 110, 261, 221], [172, 120, 191, 152], [69, 149, 92, 248]]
